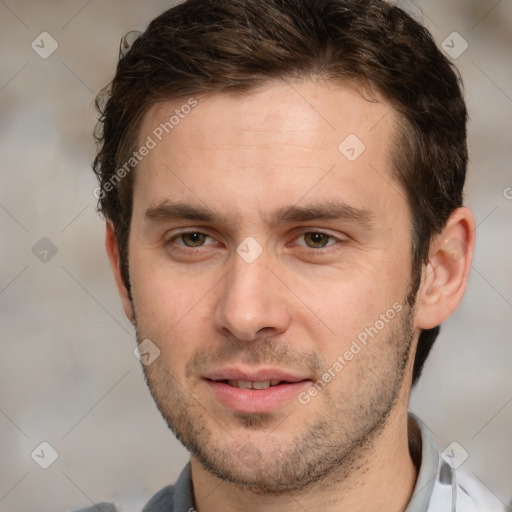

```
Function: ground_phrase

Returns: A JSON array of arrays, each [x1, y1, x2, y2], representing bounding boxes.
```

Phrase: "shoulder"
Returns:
[[141, 484, 175, 511], [455, 470, 508, 511], [70, 504, 118, 512], [69, 485, 175, 512]]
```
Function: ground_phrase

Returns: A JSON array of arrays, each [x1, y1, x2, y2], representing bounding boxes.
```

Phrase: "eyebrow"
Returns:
[[144, 199, 375, 229]]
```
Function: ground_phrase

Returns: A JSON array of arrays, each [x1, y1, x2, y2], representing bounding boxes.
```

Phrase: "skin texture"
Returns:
[[105, 79, 476, 512]]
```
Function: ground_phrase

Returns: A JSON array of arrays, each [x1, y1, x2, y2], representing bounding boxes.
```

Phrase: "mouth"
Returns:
[[203, 369, 311, 413], [218, 379, 290, 390]]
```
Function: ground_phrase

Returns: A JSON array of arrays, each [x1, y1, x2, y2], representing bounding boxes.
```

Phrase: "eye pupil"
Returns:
[[305, 232, 329, 248], [179, 232, 333, 249], [183, 232, 205, 247]]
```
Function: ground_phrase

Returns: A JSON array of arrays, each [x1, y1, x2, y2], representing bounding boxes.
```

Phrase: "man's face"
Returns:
[[126, 80, 419, 492]]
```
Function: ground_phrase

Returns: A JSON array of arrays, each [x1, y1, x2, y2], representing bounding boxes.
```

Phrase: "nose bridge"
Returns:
[[214, 247, 290, 341]]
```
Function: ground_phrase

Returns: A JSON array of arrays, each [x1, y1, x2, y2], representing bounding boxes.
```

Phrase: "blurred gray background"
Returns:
[[0, 0, 511, 511]]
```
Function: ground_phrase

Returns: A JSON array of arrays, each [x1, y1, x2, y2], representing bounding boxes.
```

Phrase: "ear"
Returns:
[[105, 220, 134, 324], [415, 207, 476, 329]]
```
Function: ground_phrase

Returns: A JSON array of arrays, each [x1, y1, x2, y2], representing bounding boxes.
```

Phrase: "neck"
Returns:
[[190, 406, 418, 512]]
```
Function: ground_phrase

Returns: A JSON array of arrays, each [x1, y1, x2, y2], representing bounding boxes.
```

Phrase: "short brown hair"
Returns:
[[93, 0, 468, 385]]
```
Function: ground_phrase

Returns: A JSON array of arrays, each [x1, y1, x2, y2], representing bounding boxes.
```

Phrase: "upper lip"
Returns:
[[204, 368, 311, 383]]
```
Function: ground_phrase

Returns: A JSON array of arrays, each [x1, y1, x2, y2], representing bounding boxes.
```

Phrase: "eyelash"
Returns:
[[166, 230, 343, 253]]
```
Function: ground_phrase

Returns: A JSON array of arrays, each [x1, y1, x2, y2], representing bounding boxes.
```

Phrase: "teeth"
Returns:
[[252, 381, 271, 390], [229, 380, 253, 389], [226, 380, 283, 389]]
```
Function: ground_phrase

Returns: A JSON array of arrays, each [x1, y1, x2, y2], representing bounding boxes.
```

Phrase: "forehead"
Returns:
[[140, 79, 394, 152], [133, 80, 404, 225]]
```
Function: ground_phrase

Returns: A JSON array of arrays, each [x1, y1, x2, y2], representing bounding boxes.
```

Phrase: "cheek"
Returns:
[[129, 255, 218, 355], [295, 261, 409, 349], [304, 288, 379, 363]]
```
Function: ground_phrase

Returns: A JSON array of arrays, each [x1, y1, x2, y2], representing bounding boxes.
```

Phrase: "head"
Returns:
[[95, 0, 475, 493]]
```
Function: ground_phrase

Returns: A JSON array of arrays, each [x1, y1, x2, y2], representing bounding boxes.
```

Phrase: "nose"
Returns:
[[213, 249, 291, 342]]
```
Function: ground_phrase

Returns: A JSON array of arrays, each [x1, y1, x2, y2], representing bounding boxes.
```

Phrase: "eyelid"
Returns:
[[167, 230, 218, 247], [292, 229, 345, 248], [165, 228, 347, 250]]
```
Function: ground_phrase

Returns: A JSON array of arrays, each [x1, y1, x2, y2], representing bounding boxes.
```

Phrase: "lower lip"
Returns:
[[205, 380, 310, 414]]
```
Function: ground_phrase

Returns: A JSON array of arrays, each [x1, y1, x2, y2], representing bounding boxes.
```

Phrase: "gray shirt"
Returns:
[[74, 413, 506, 512]]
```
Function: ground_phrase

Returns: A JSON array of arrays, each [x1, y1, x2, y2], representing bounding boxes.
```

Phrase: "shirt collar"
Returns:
[[405, 412, 447, 512], [173, 413, 446, 512]]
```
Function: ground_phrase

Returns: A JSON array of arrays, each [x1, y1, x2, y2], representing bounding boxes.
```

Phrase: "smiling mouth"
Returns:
[[208, 379, 311, 390], [221, 379, 285, 389], [205, 376, 311, 413]]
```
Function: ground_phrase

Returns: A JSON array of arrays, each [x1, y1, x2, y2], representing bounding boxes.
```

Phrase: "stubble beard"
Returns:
[[133, 294, 417, 495]]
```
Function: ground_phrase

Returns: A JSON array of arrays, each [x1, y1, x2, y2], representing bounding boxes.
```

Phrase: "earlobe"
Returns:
[[105, 220, 135, 324], [415, 207, 476, 330]]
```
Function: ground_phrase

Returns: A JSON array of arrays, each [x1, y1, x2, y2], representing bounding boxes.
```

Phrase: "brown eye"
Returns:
[[303, 232, 332, 248], [180, 232, 207, 247]]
